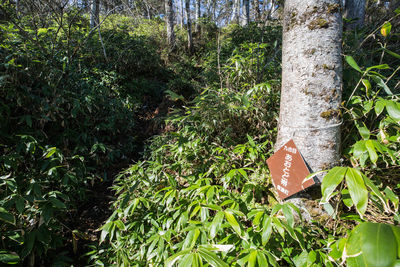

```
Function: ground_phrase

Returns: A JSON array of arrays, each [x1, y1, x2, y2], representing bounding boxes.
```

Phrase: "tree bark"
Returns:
[[90, 0, 100, 28], [231, 0, 240, 24], [243, 0, 250, 26], [185, 0, 193, 53], [195, 0, 201, 32], [276, 0, 343, 183], [253, 0, 260, 22], [180, 0, 184, 28], [165, 0, 175, 48], [344, 0, 366, 29]]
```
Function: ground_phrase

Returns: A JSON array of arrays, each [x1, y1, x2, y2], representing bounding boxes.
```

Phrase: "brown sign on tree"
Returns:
[[266, 139, 315, 200]]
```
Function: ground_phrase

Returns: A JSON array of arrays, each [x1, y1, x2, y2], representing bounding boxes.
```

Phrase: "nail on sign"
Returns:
[[266, 139, 315, 200]]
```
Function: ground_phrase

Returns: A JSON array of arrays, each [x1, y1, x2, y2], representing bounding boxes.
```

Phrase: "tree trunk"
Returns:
[[231, 0, 240, 24], [243, 0, 250, 26], [344, 0, 366, 29], [185, 0, 193, 53], [165, 0, 175, 48], [253, 0, 260, 22], [180, 0, 184, 28], [276, 0, 342, 186], [90, 0, 100, 28], [195, 0, 201, 32]]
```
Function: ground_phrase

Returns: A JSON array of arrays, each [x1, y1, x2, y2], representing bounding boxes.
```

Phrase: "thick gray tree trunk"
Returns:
[[185, 0, 193, 53], [195, 0, 201, 32], [231, 0, 240, 24], [276, 0, 343, 185], [90, 0, 100, 28], [344, 0, 366, 29], [165, 0, 175, 48], [242, 0, 250, 26]]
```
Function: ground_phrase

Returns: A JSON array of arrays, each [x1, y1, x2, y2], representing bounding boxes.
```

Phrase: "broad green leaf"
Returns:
[[345, 168, 368, 216], [198, 247, 228, 267], [257, 252, 268, 267], [49, 197, 66, 209], [224, 210, 241, 236], [345, 56, 362, 72], [386, 101, 400, 121], [0, 207, 15, 225], [0, 251, 20, 264], [365, 140, 378, 164], [321, 167, 347, 204], [353, 141, 367, 159], [359, 223, 397, 267], [262, 217, 273, 245], [179, 254, 194, 267], [391, 226, 400, 257], [210, 211, 224, 239], [372, 75, 393, 95], [166, 249, 192, 267], [248, 250, 257, 267], [375, 99, 386, 116], [355, 121, 370, 140], [364, 177, 388, 212]]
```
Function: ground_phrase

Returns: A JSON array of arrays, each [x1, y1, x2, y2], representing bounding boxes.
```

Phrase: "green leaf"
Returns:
[[166, 249, 192, 267], [0, 207, 15, 225], [224, 210, 241, 236], [262, 217, 273, 245], [0, 251, 20, 264], [179, 254, 194, 267], [365, 140, 378, 164], [372, 75, 393, 95], [345, 56, 362, 72], [198, 247, 228, 267], [210, 211, 224, 239], [321, 167, 347, 204], [257, 252, 268, 267], [391, 226, 400, 257], [375, 99, 386, 116], [248, 250, 257, 267], [355, 121, 370, 140], [49, 197, 66, 209], [386, 100, 400, 121], [345, 168, 368, 216], [358, 223, 397, 267]]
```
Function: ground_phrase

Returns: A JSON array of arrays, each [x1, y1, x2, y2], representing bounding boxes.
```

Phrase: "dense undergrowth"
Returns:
[[1, 1, 400, 266]]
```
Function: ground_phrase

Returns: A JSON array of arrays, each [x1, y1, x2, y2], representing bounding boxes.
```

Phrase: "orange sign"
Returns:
[[266, 139, 314, 200]]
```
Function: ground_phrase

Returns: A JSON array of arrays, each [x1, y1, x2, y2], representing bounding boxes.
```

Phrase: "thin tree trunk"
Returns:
[[344, 0, 366, 29], [195, 0, 201, 32], [276, 0, 342, 186], [90, 0, 100, 28], [231, 0, 240, 24], [165, 0, 175, 48], [243, 0, 250, 26], [253, 0, 260, 22], [185, 0, 193, 53], [180, 0, 184, 28]]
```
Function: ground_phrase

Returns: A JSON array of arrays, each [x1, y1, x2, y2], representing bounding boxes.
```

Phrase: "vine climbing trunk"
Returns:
[[276, 0, 343, 185]]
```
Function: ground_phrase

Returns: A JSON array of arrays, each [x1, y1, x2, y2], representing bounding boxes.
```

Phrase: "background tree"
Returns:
[[195, 0, 201, 32], [276, 0, 343, 185], [242, 0, 250, 25], [90, 0, 100, 28], [165, 0, 175, 48], [185, 0, 193, 52], [344, 0, 366, 29], [231, 0, 240, 23]]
